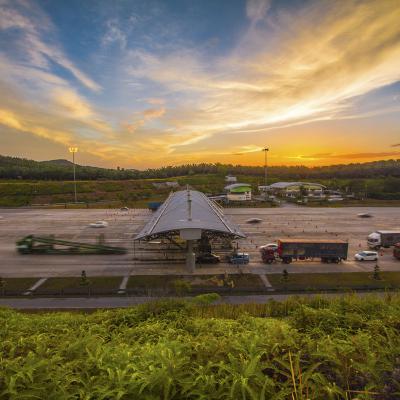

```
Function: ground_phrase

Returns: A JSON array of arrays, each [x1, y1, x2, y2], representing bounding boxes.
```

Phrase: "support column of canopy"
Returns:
[[186, 240, 195, 273]]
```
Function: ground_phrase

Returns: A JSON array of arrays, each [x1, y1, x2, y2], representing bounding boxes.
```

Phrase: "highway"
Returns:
[[0, 207, 399, 277]]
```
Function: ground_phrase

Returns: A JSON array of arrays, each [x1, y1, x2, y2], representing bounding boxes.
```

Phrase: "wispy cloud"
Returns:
[[146, 98, 165, 105], [246, 0, 271, 24], [0, 0, 101, 92], [0, 0, 400, 168], [126, 0, 400, 149], [290, 151, 400, 161], [102, 19, 127, 49], [232, 145, 264, 155], [143, 107, 166, 119]]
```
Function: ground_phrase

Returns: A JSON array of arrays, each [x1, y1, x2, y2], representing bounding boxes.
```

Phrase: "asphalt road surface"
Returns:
[[0, 207, 399, 277], [0, 291, 391, 309]]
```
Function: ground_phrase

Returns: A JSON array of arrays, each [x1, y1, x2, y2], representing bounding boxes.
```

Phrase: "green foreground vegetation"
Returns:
[[2, 294, 400, 399]]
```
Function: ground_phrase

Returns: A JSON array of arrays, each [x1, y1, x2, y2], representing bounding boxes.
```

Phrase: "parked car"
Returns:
[[89, 221, 108, 228], [196, 253, 220, 264], [120, 207, 129, 211], [230, 252, 250, 264], [354, 251, 378, 261]]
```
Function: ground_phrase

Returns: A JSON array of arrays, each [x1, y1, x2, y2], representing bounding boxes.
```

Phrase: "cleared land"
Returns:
[[0, 207, 399, 279]]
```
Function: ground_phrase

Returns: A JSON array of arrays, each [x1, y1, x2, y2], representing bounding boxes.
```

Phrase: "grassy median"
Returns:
[[36, 276, 123, 294], [0, 278, 38, 294], [268, 271, 400, 291]]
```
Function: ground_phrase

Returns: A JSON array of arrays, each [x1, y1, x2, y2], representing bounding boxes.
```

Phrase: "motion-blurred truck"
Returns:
[[261, 239, 348, 264], [367, 231, 400, 249]]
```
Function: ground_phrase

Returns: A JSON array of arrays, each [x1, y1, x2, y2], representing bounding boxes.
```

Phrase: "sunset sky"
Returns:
[[0, 0, 399, 168]]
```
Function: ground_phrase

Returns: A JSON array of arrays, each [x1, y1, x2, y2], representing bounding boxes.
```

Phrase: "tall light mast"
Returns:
[[68, 147, 78, 203], [262, 147, 269, 188]]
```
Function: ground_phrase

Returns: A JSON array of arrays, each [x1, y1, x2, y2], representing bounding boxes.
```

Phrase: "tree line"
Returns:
[[1, 154, 400, 181]]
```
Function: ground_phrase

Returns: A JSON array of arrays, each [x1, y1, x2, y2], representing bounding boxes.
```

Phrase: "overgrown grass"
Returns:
[[127, 274, 265, 290], [0, 278, 37, 293], [0, 179, 172, 207], [268, 272, 400, 291], [2, 294, 400, 398], [3, 175, 400, 207], [40, 276, 122, 290]]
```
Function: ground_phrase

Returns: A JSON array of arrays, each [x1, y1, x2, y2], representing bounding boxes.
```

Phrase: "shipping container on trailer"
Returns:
[[261, 238, 348, 264]]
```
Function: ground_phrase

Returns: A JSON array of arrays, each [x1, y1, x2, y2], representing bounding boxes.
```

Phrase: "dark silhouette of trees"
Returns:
[[1, 155, 400, 183]]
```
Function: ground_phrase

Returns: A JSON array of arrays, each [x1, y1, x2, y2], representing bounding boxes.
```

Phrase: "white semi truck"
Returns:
[[367, 231, 400, 249]]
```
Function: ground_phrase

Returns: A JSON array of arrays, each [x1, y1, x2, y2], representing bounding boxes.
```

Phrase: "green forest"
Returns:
[[1, 155, 400, 181], [1, 155, 400, 206], [1, 294, 400, 399]]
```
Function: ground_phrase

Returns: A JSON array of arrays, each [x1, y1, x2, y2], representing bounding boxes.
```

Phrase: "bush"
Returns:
[[191, 293, 221, 305], [173, 279, 192, 296], [2, 295, 400, 398]]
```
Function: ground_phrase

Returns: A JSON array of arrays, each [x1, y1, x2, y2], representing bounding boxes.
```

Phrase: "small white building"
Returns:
[[225, 175, 237, 183], [225, 183, 252, 201], [152, 181, 179, 189], [259, 182, 326, 198]]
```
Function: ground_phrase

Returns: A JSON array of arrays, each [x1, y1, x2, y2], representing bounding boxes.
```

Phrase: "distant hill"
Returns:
[[41, 159, 74, 167], [0, 155, 138, 180], [0, 154, 400, 181]]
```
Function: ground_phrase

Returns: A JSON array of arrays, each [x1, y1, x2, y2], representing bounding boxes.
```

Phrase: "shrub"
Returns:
[[191, 293, 221, 305], [173, 279, 191, 296], [1, 295, 400, 398]]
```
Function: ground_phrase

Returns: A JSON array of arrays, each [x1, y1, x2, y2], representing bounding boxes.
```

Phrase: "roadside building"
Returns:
[[225, 175, 237, 183], [225, 183, 252, 201], [152, 181, 179, 189], [259, 182, 326, 198]]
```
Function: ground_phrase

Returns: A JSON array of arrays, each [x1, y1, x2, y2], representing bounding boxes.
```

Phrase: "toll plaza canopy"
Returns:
[[135, 189, 245, 241]]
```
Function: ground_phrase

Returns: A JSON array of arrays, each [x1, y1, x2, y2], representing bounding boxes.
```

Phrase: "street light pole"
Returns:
[[262, 147, 269, 187], [68, 147, 78, 203]]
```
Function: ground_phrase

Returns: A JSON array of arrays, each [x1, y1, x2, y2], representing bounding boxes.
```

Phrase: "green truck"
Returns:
[[16, 235, 127, 255]]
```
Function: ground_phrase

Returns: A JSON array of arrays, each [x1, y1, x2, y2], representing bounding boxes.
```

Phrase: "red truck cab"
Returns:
[[394, 243, 400, 260], [260, 248, 276, 264]]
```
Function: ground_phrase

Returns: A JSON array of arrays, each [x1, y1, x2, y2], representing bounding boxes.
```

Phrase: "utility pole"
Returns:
[[262, 148, 269, 195], [68, 147, 78, 203]]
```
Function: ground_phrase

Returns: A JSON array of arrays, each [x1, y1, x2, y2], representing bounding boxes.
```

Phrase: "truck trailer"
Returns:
[[261, 239, 348, 264], [367, 231, 400, 249]]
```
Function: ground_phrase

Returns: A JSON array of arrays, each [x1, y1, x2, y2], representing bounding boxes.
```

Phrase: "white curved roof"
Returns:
[[135, 190, 245, 240], [268, 182, 326, 189], [224, 183, 252, 190]]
